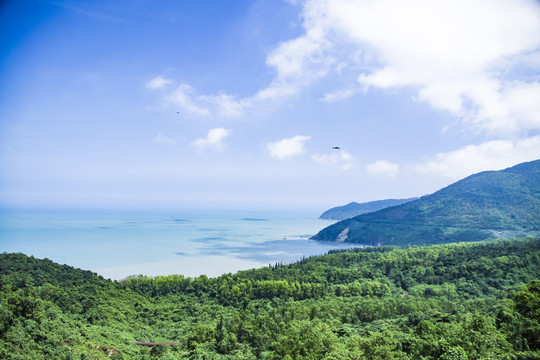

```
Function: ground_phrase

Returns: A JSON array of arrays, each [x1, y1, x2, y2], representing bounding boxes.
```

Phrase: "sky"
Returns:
[[1, 0, 540, 211]]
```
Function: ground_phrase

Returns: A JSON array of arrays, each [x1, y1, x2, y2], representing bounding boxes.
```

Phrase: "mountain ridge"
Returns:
[[312, 159, 540, 246], [319, 198, 419, 220]]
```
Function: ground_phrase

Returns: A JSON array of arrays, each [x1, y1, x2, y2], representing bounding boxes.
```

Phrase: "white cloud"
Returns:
[[151, 1, 334, 119], [150, 0, 540, 163], [312, 150, 354, 170], [201, 93, 245, 117], [266, 26, 330, 81], [320, 87, 358, 102], [367, 159, 399, 177], [191, 128, 232, 152], [266, 135, 311, 159], [154, 80, 247, 118], [415, 136, 540, 179], [261, 0, 540, 136], [167, 84, 210, 116], [152, 133, 177, 145], [146, 76, 173, 90], [251, 81, 300, 103], [260, 0, 540, 179]]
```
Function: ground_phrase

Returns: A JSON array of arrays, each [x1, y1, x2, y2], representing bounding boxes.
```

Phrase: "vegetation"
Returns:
[[1, 237, 539, 359], [319, 198, 418, 220], [313, 159, 540, 245]]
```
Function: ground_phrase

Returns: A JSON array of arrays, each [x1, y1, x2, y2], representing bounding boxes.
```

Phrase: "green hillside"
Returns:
[[1, 237, 539, 359], [319, 198, 418, 220], [313, 159, 540, 246]]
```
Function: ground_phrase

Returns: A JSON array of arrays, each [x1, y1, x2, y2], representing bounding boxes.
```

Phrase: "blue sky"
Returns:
[[1, 0, 540, 211]]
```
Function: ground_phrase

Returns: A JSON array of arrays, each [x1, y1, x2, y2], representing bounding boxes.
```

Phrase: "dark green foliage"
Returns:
[[1, 237, 539, 359], [319, 198, 419, 220], [438, 346, 468, 360], [313, 159, 540, 245]]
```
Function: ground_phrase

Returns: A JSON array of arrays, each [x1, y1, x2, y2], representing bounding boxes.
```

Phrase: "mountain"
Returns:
[[319, 198, 419, 220], [312, 159, 540, 246]]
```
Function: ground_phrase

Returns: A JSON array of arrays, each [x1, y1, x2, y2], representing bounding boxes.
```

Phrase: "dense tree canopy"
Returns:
[[1, 237, 539, 359]]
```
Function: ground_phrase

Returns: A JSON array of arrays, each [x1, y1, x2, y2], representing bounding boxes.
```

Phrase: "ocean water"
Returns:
[[0, 208, 357, 279]]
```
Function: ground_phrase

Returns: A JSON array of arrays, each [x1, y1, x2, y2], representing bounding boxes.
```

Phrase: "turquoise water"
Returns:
[[0, 209, 356, 279]]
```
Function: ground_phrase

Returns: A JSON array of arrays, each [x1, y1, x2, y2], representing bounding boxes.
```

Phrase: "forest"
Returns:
[[1, 237, 539, 359], [313, 160, 540, 245]]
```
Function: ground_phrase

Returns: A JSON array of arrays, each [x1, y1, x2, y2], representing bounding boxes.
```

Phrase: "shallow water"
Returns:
[[0, 208, 358, 279]]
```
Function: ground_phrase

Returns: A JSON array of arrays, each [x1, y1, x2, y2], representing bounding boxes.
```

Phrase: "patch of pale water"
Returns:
[[0, 208, 359, 279]]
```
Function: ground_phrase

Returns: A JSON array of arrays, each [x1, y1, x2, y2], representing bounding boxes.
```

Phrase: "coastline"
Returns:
[[0, 208, 353, 280]]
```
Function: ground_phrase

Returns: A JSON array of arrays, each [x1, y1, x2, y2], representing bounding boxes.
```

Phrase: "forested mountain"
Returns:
[[319, 198, 419, 220], [313, 159, 540, 246], [1, 237, 539, 359]]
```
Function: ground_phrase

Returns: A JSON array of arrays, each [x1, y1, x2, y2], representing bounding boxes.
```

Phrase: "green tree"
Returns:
[[439, 346, 468, 360]]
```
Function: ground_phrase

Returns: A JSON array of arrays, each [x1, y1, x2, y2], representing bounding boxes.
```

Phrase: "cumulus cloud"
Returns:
[[148, 0, 540, 173], [150, 0, 540, 133], [152, 133, 177, 145], [312, 150, 355, 170], [191, 128, 231, 152], [265, 23, 331, 83], [167, 84, 210, 116], [267, 135, 311, 159], [146, 76, 173, 90], [367, 159, 399, 177], [415, 136, 540, 179], [288, 0, 540, 136], [257, 0, 540, 176], [146, 0, 337, 119], [153, 80, 247, 118]]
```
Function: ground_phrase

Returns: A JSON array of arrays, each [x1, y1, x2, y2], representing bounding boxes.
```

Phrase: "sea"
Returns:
[[0, 208, 358, 280]]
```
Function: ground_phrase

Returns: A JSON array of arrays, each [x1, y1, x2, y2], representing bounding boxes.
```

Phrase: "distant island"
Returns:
[[313, 159, 540, 246], [320, 198, 419, 220]]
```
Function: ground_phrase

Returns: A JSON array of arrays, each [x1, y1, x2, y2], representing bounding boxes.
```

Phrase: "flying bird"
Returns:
[[332, 146, 341, 150]]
